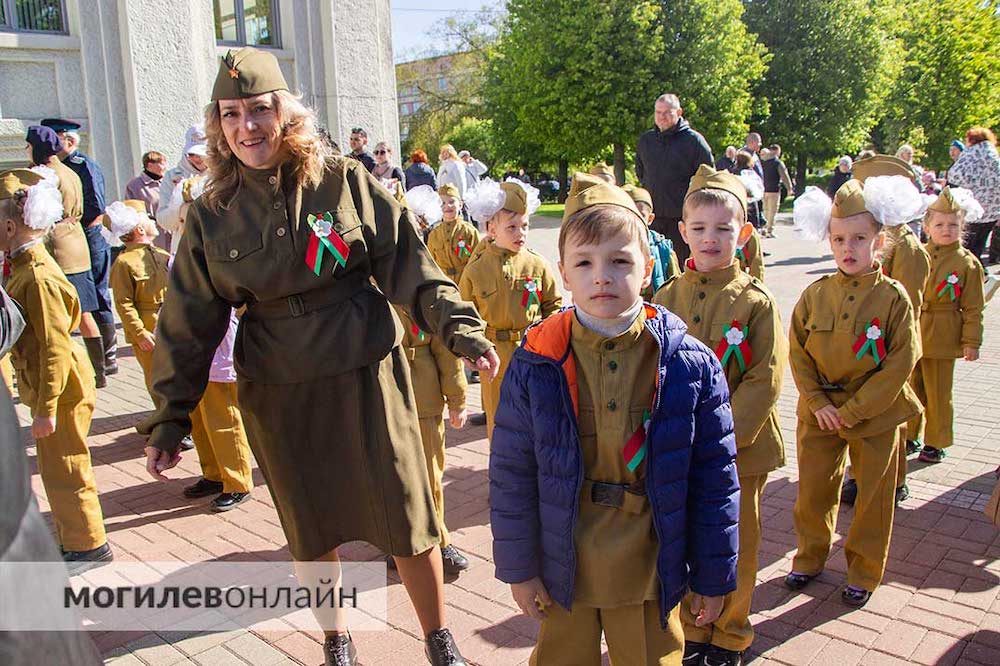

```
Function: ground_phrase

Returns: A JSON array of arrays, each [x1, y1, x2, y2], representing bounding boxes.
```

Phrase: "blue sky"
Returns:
[[391, 0, 503, 63]]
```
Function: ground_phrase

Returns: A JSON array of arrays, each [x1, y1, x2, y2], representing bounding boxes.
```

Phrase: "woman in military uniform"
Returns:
[[139, 47, 497, 666]]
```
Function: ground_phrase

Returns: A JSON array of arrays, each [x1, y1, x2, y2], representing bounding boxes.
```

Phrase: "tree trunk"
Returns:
[[613, 143, 626, 185], [558, 159, 570, 203], [796, 152, 808, 197]]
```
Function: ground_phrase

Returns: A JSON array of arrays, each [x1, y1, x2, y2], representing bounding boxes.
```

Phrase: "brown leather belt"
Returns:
[[245, 273, 368, 320], [486, 327, 524, 342], [405, 345, 432, 361], [583, 480, 647, 515]]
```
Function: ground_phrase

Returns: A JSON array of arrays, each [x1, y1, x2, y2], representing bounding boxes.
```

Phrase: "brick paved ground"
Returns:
[[14, 213, 1000, 665]]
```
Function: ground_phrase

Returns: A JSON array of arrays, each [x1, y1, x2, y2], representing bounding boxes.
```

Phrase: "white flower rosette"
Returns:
[[22, 166, 64, 231], [102, 201, 145, 247], [404, 185, 443, 227], [464, 178, 507, 224], [725, 327, 745, 346], [866, 323, 881, 340], [949, 187, 985, 223], [862, 175, 924, 226], [792, 186, 834, 241]]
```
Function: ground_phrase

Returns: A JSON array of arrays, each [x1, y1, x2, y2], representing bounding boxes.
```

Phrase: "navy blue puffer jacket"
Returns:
[[490, 305, 740, 620]]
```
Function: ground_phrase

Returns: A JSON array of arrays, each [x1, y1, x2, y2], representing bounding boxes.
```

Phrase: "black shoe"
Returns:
[[840, 478, 858, 506], [183, 478, 224, 498], [323, 633, 358, 666], [895, 484, 909, 504], [704, 645, 744, 666], [98, 323, 118, 375], [179, 435, 195, 451], [682, 640, 710, 665], [425, 628, 467, 665], [468, 412, 487, 427], [841, 586, 872, 607], [469, 371, 480, 384], [784, 572, 817, 590], [919, 446, 947, 463], [211, 492, 251, 512], [441, 545, 470, 575], [905, 439, 922, 455], [84, 337, 106, 388], [63, 543, 114, 575]]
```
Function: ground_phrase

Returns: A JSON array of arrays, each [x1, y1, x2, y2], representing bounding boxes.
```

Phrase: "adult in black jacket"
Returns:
[[635, 94, 713, 266], [826, 156, 854, 198]]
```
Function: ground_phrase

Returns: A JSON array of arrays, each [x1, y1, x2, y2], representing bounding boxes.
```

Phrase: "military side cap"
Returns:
[[212, 47, 289, 101], [622, 184, 653, 209], [685, 164, 748, 218], [831, 179, 870, 218], [928, 186, 961, 214], [123, 199, 151, 217], [852, 155, 917, 185], [563, 172, 642, 222], [588, 163, 615, 179], [438, 183, 461, 200], [500, 182, 528, 214], [39, 118, 81, 132], [0, 169, 43, 199]]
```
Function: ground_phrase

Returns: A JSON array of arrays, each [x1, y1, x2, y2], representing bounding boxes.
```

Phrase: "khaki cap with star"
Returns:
[[0, 169, 43, 199], [622, 184, 653, 209], [685, 164, 748, 218], [928, 186, 961, 214], [501, 182, 529, 214], [831, 179, 870, 218], [562, 172, 642, 222], [851, 154, 917, 185], [212, 47, 289, 102], [438, 183, 461, 200]]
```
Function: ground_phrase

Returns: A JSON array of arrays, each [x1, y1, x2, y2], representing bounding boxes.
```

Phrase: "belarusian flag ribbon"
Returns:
[[623, 409, 652, 473], [305, 211, 350, 276], [852, 318, 886, 365], [935, 272, 961, 301], [454, 238, 471, 259], [714, 320, 752, 372], [410, 321, 425, 341], [521, 278, 540, 309]]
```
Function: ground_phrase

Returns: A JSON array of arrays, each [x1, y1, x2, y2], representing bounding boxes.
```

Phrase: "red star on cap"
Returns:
[[229, 67, 239, 79]]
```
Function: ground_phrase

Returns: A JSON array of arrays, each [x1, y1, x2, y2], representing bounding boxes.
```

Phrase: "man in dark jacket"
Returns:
[[826, 156, 854, 198], [635, 94, 713, 266], [347, 127, 376, 172]]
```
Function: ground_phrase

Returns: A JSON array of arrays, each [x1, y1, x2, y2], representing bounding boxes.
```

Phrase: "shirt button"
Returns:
[[848, 295, 855, 301], [852, 280, 859, 287], [693, 315, 701, 323], [842, 313, 849, 320], [276, 227, 286, 237], [604, 341, 615, 351], [229, 249, 239, 259], [608, 360, 618, 371], [268, 175, 277, 185], [698, 292, 706, 300], [607, 399, 617, 411], [273, 202, 282, 210], [700, 278, 707, 284]]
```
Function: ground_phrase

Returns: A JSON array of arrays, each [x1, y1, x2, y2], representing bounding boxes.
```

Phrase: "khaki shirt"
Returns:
[[427, 218, 481, 284], [44, 158, 91, 275], [109, 243, 170, 345], [394, 305, 466, 417], [882, 225, 931, 321], [919, 241, 985, 359], [6, 243, 94, 417], [737, 228, 764, 281], [571, 312, 659, 607], [140, 158, 492, 454], [459, 242, 562, 342], [653, 262, 786, 476], [789, 265, 921, 437]]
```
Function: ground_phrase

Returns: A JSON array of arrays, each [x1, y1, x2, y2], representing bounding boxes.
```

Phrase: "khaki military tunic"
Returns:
[[109, 242, 170, 387], [459, 242, 561, 437], [139, 158, 492, 561], [881, 225, 931, 318], [44, 158, 91, 275], [7, 242, 105, 551], [737, 228, 764, 281], [427, 217, 481, 284]]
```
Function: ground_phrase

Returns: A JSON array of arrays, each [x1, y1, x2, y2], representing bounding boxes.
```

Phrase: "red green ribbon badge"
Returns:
[[623, 409, 652, 473], [454, 238, 471, 259], [521, 278, 540, 309], [714, 320, 752, 372], [305, 212, 350, 276], [935, 272, 961, 301], [736, 248, 747, 265], [852, 318, 886, 365], [410, 321, 425, 341]]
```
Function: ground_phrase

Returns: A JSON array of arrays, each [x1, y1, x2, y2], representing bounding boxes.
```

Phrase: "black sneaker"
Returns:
[[682, 640, 710, 665], [704, 645, 743, 666], [425, 628, 467, 665], [784, 571, 817, 590], [895, 484, 909, 504], [441, 545, 470, 575], [63, 543, 114, 575], [841, 585, 872, 607], [211, 492, 251, 512], [184, 478, 224, 498], [179, 435, 195, 451], [323, 633, 357, 666], [840, 478, 858, 506], [905, 439, 922, 455], [919, 446, 947, 463]]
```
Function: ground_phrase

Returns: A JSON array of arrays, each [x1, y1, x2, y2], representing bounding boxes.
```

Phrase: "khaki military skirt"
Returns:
[[237, 346, 440, 561]]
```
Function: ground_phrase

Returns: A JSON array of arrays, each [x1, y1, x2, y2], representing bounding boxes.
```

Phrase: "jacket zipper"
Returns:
[[643, 318, 670, 628]]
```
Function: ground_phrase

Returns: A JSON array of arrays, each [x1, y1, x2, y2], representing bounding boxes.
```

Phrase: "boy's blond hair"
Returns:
[[682, 188, 745, 224], [559, 204, 651, 261]]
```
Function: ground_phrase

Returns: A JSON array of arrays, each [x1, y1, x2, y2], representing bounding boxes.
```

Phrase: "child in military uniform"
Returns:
[[460, 179, 561, 438], [911, 187, 985, 464], [107, 200, 169, 393], [427, 183, 480, 285], [786, 179, 922, 607], [653, 164, 786, 665], [622, 184, 679, 298], [0, 169, 112, 570], [490, 173, 739, 665]]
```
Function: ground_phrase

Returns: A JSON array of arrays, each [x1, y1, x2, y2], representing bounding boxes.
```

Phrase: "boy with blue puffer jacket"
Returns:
[[490, 172, 740, 665]]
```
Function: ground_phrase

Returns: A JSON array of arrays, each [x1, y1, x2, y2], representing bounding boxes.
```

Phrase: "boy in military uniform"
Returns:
[[0, 169, 111, 570], [653, 164, 786, 665], [490, 173, 739, 665], [622, 184, 679, 298], [786, 179, 921, 607], [426, 183, 480, 285], [107, 200, 169, 393], [460, 179, 561, 438], [911, 187, 985, 463]]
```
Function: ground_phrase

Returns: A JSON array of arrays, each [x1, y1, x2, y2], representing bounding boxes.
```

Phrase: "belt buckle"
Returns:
[[288, 294, 305, 317], [591, 482, 625, 509], [820, 383, 844, 392]]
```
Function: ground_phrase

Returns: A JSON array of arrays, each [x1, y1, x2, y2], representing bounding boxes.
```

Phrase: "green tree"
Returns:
[[743, 0, 897, 191], [876, 0, 1000, 167]]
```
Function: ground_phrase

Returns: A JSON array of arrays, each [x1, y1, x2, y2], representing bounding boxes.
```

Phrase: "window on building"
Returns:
[[0, 0, 67, 33], [214, 0, 279, 47], [437, 77, 448, 91]]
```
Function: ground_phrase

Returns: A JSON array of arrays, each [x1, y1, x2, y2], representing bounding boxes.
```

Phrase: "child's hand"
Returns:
[[449, 408, 467, 429], [964, 347, 979, 362], [510, 578, 552, 620], [690, 593, 725, 627], [31, 415, 56, 439], [813, 405, 842, 431], [137, 331, 156, 353]]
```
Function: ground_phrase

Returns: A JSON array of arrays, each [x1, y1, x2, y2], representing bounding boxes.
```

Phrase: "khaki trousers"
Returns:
[[190, 381, 254, 493], [418, 415, 450, 547], [481, 339, 517, 440], [907, 358, 955, 449], [682, 473, 767, 652], [133, 345, 154, 395], [530, 601, 683, 666], [36, 393, 107, 551], [792, 420, 899, 591], [763, 193, 781, 234], [1, 354, 13, 393]]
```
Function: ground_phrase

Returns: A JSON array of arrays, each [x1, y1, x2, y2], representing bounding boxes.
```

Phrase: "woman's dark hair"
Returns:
[[735, 150, 754, 170]]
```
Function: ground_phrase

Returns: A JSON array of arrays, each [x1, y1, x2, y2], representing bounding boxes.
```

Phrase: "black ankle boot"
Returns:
[[98, 323, 118, 375], [83, 337, 106, 388], [323, 633, 357, 666], [425, 628, 467, 665]]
